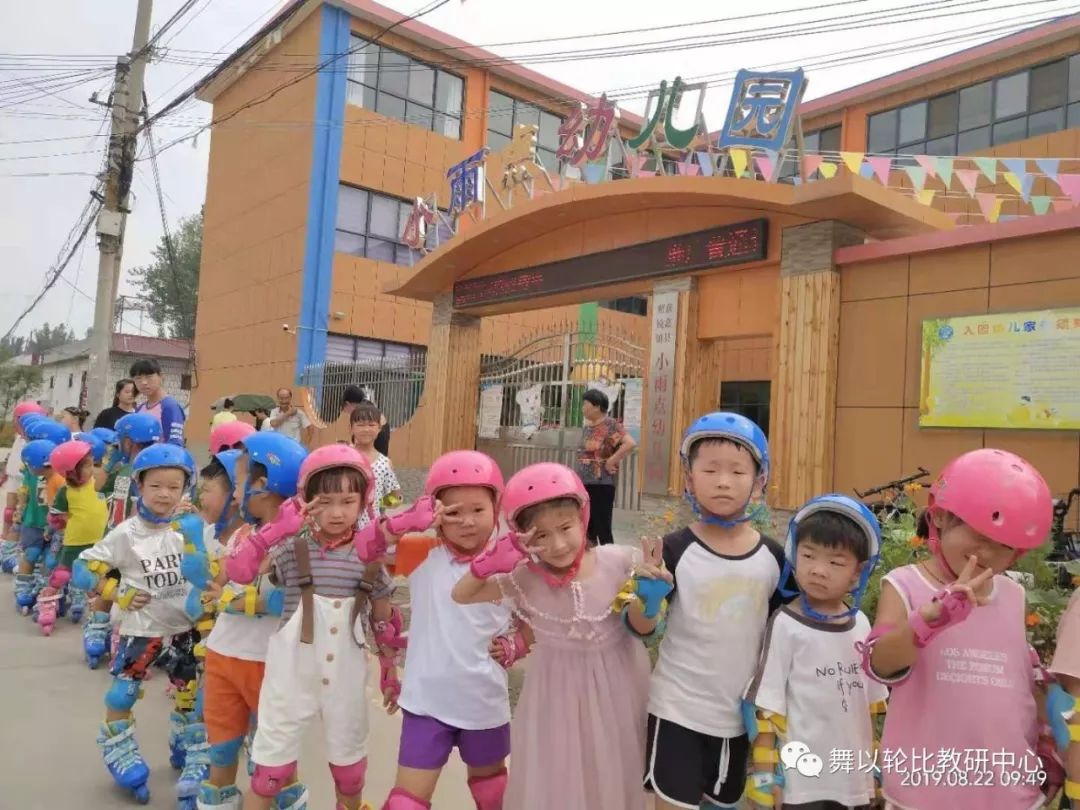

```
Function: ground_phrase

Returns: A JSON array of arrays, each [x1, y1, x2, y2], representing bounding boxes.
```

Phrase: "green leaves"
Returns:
[[129, 211, 202, 339]]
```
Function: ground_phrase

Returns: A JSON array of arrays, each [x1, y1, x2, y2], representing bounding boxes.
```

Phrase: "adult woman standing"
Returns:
[[93, 379, 137, 431], [575, 388, 636, 546]]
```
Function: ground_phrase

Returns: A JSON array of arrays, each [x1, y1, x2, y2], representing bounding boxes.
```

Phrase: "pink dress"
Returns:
[[496, 544, 651, 810], [879, 564, 1043, 810]]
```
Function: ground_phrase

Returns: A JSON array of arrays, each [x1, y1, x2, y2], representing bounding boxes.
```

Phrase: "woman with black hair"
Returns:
[[93, 379, 137, 431], [576, 388, 636, 546]]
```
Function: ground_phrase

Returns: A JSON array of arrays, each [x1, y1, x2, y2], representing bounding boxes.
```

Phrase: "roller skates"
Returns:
[[274, 782, 310, 810], [167, 711, 188, 770], [196, 783, 241, 809], [69, 586, 87, 623], [35, 586, 62, 636], [83, 610, 111, 669], [175, 721, 210, 808], [97, 719, 150, 804], [14, 573, 36, 614], [0, 539, 19, 573]]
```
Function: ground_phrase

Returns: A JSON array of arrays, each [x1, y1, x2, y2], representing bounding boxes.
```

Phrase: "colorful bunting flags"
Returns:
[[976, 193, 1003, 223], [913, 155, 938, 177], [675, 157, 701, 177], [973, 157, 998, 182], [695, 151, 715, 177], [954, 169, 979, 197], [1030, 196, 1053, 215], [840, 151, 865, 175], [935, 157, 955, 188], [903, 165, 927, 191], [819, 162, 838, 179], [1035, 158, 1060, 183], [730, 148, 749, 179], [803, 154, 824, 177], [916, 189, 936, 206], [754, 153, 775, 181], [1052, 198, 1074, 213], [582, 161, 608, 184], [1056, 174, 1080, 203], [866, 156, 892, 185], [1000, 158, 1028, 178]]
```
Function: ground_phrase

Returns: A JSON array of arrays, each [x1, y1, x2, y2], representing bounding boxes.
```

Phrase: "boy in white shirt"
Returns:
[[74, 443, 198, 805]]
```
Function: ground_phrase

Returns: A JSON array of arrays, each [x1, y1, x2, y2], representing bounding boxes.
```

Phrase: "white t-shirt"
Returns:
[[398, 544, 513, 730], [78, 516, 193, 637], [649, 528, 788, 737], [205, 523, 277, 662], [745, 607, 888, 806], [262, 407, 311, 442], [3, 435, 25, 495]]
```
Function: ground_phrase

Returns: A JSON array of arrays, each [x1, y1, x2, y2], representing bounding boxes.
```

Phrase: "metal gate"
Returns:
[[476, 326, 645, 511]]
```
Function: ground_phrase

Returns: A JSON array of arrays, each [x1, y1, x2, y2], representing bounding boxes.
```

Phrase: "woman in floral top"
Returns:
[[575, 388, 636, 546]]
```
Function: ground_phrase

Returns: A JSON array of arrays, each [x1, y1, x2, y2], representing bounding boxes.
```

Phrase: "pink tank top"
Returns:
[[879, 564, 1042, 810]]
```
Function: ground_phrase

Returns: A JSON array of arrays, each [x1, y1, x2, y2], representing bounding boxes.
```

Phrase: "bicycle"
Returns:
[[854, 468, 931, 526], [1047, 487, 1080, 589]]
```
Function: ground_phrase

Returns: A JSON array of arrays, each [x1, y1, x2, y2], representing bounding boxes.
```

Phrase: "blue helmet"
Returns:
[[782, 494, 882, 621], [680, 411, 769, 528], [26, 419, 71, 445], [115, 412, 162, 447], [131, 444, 197, 525], [90, 427, 118, 446], [21, 439, 57, 470], [239, 432, 307, 524], [73, 432, 107, 463], [19, 413, 47, 432], [210, 449, 243, 537]]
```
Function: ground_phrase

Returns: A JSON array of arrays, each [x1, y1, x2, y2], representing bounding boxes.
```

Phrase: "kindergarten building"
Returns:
[[190, 0, 1080, 512]]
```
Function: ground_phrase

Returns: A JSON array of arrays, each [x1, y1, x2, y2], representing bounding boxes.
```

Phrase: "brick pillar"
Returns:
[[771, 221, 863, 509], [422, 293, 482, 457]]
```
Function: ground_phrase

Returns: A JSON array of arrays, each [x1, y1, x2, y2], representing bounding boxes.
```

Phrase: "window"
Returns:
[[346, 37, 464, 139], [67, 373, 73, 388], [334, 184, 452, 266], [719, 381, 771, 438], [486, 89, 563, 171], [318, 336, 427, 425], [49, 376, 54, 389], [180, 374, 192, 391], [598, 297, 648, 316], [865, 56, 1078, 154], [780, 124, 840, 180]]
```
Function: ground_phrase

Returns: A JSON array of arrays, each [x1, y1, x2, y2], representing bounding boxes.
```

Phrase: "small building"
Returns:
[[25, 334, 193, 414]]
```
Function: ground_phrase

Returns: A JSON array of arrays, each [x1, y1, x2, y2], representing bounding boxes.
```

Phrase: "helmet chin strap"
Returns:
[[241, 485, 265, 526], [214, 485, 235, 538], [925, 508, 960, 580], [686, 491, 755, 529], [528, 540, 586, 589], [782, 557, 878, 622], [136, 497, 174, 525]]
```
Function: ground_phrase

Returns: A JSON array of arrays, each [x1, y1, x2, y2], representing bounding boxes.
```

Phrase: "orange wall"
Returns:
[[834, 230, 1080, 515], [190, 11, 324, 444]]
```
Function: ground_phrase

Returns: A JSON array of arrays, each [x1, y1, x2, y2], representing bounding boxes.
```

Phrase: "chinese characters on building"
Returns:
[[447, 147, 489, 222], [644, 291, 679, 495]]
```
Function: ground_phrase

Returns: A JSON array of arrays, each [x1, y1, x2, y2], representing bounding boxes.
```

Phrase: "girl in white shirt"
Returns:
[[384, 450, 524, 810]]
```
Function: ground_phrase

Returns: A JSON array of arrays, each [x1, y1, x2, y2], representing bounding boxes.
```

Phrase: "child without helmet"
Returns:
[[743, 495, 888, 810], [863, 448, 1055, 810], [1048, 584, 1080, 807], [385, 450, 523, 810], [225, 443, 401, 810], [452, 461, 671, 810], [645, 411, 793, 810]]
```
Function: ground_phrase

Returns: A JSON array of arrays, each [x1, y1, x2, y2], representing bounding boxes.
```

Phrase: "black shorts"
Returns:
[[644, 714, 749, 808]]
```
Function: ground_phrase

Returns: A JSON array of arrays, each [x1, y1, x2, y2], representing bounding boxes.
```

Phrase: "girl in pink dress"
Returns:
[[452, 462, 671, 810], [860, 449, 1056, 810]]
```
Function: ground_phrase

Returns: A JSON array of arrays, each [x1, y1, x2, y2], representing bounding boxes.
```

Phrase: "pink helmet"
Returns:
[[49, 440, 93, 478], [425, 451, 504, 506], [14, 401, 45, 420], [209, 420, 256, 454], [297, 444, 375, 510], [928, 449, 1052, 557]]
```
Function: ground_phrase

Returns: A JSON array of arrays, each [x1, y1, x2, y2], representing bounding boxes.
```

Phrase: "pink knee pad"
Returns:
[[4, 507, 13, 525], [329, 757, 367, 797], [48, 567, 71, 589], [467, 768, 507, 810], [250, 762, 297, 797], [382, 788, 431, 809]]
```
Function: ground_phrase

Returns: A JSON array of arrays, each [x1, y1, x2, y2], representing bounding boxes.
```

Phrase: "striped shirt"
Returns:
[[269, 532, 393, 625]]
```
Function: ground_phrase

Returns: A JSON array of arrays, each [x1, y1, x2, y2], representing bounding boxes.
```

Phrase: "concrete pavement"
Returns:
[[0, 577, 474, 810]]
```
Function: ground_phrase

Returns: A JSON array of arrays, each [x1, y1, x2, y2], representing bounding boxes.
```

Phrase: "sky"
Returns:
[[1, 0, 1077, 343]]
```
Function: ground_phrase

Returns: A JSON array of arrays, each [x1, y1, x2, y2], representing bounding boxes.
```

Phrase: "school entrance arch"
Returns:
[[387, 173, 951, 509]]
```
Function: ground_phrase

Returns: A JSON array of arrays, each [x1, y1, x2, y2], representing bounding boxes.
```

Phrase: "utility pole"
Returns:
[[85, 0, 153, 422]]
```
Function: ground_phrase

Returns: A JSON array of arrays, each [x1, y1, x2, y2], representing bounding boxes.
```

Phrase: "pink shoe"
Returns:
[[36, 587, 61, 636]]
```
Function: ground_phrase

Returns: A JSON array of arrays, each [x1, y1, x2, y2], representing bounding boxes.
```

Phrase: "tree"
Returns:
[[27, 322, 76, 356], [0, 363, 43, 427], [0, 336, 26, 362], [130, 210, 201, 339]]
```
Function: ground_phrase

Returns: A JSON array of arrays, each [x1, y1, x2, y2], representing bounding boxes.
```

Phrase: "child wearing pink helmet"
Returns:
[[452, 462, 672, 810], [862, 448, 1056, 810], [384, 450, 522, 810]]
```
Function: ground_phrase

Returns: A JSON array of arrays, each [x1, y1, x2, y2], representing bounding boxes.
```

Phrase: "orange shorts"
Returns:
[[204, 648, 266, 745]]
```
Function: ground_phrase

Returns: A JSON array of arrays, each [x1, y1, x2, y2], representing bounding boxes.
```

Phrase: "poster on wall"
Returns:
[[919, 307, 1080, 430], [478, 384, 503, 439], [622, 378, 643, 443], [515, 384, 545, 438]]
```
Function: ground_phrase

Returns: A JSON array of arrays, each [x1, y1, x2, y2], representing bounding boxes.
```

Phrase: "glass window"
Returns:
[[348, 44, 379, 84], [514, 103, 540, 130], [405, 102, 434, 132], [346, 81, 375, 111], [1028, 107, 1063, 136], [803, 131, 820, 153], [435, 72, 463, 117], [898, 102, 927, 145], [819, 125, 841, 153], [368, 195, 400, 239], [867, 109, 898, 153], [927, 93, 957, 139], [407, 64, 435, 105], [376, 92, 406, 122], [488, 91, 515, 136], [992, 116, 1027, 146], [365, 239, 396, 263], [334, 231, 365, 256], [958, 82, 992, 131], [995, 72, 1029, 119], [378, 49, 409, 97], [337, 186, 369, 233], [486, 90, 563, 160], [1070, 55, 1080, 103], [719, 381, 771, 438], [435, 113, 461, 140], [1068, 101, 1080, 128], [957, 126, 991, 152], [539, 111, 561, 151], [925, 135, 956, 156], [1029, 60, 1067, 112]]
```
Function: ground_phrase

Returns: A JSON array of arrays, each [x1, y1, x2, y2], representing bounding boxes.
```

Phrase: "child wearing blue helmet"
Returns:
[[74, 442, 200, 805], [743, 494, 888, 810], [643, 411, 791, 810]]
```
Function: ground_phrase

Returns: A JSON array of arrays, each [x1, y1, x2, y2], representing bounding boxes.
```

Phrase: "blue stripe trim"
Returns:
[[296, 5, 350, 381]]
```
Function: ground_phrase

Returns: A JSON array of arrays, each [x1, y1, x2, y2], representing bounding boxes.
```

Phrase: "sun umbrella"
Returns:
[[209, 394, 276, 413]]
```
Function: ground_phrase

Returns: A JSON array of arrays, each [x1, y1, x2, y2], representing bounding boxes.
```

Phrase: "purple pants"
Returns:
[[397, 710, 510, 770]]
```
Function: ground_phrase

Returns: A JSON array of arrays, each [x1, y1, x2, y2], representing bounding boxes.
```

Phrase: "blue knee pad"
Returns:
[[209, 735, 244, 768], [24, 545, 42, 565], [104, 677, 141, 712], [72, 558, 98, 591]]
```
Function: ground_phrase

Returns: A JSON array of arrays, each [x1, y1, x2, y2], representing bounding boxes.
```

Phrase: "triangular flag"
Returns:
[[859, 162, 875, 180], [1002, 171, 1035, 200], [627, 153, 650, 178], [1002, 171, 1023, 195], [1052, 198, 1074, 213], [730, 148, 749, 179], [1057, 174, 1080, 203], [1035, 158, 1060, 183], [840, 151, 865, 175], [1031, 196, 1053, 215], [976, 192, 1002, 223], [866, 155, 892, 185], [974, 156, 997, 182], [819, 161, 838, 179], [754, 153, 775, 181], [916, 188, 936, 206], [804, 154, 824, 176], [914, 155, 938, 177], [935, 157, 954, 189], [791, 176, 804, 186], [676, 157, 701, 177], [1020, 173, 1035, 203], [903, 165, 927, 191], [582, 161, 607, 184], [954, 169, 979, 197], [1001, 158, 1028, 178], [695, 151, 715, 177]]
